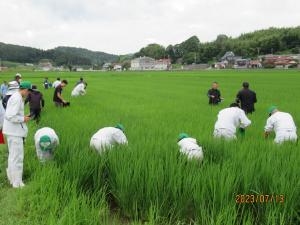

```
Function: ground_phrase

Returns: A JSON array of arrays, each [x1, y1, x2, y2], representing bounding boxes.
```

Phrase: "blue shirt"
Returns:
[[0, 84, 8, 96]]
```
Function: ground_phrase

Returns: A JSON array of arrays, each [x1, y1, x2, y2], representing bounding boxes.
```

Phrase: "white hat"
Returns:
[[15, 73, 22, 78], [6, 81, 19, 95]]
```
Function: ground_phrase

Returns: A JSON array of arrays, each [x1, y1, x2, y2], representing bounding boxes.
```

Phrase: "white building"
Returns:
[[131, 57, 171, 70], [131, 57, 155, 70], [113, 64, 122, 71], [154, 59, 171, 70]]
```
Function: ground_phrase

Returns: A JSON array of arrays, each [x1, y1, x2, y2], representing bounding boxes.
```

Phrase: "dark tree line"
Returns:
[[0, 43, 118, 66], [135, 27, 300, 64]]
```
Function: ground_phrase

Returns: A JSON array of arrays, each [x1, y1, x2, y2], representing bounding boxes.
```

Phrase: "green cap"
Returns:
[[178, 133, 189, 141], [267, 106, 277, 114], [115, 123, 125, 131], [19, 81, 32, 90], [39, 135, 52, 152]]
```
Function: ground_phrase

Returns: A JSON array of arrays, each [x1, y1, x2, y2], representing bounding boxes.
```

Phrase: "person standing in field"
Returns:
[[53, 78, 61, 89], [264, 106, 297, 144], [177, 133, 204, 161], [71, 82, 86, 97], [90, 124, 128, 153], [53, 80, 68, 107], [207, 82, 222, 105], [25, 85, 44, 124], [0, 103, 5, 144], [236, 82, 257, 114], [34, 127, 59, 162], [3, 81, 32, 188], [0, 81, 8, 100], [2, 81, 19, 109], [43, 77, 49, 89], [214, 103, 251, 139]]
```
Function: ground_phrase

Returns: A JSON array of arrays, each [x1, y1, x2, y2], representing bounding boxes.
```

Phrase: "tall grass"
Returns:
[[0, 70, 299, 224]]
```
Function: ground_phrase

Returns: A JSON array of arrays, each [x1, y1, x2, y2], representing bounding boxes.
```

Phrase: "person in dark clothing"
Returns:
[[53, 80, 68, 107], [207, 82, 222, 105], [25, 85, 44, 123], [44, 77, 49, 89], [236, 82, 257, 114]]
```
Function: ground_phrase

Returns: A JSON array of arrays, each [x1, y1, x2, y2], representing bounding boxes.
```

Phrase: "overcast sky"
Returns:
[[0, 0, 299, 55]]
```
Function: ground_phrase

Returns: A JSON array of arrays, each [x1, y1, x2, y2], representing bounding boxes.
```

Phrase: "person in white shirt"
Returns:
[[90, 124, 128, 153], [52, 78, 61, 89], [2, 81, 19, 109], [214, 103, 251, 139], [264, 106, 297, 144], [177, 133, 203, 161], [71, 83, 86, 97], [34, 127, 59, 162], [3, 81, 32, 188]]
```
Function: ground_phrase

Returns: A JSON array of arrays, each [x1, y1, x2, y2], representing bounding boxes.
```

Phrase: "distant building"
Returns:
[[131, 57, 155, 70], [113, 64, 122, 71], [262, 54, 298, 68], [38, 62, 53, 71], [154, 59, 171, 70], [249, 60, 262, 68], [234, 59, 250, 69], [102, 63, 112, 71], [131, 57, 171, 70]]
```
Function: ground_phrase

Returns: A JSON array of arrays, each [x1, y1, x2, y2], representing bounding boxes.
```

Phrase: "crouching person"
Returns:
[[264, 106, 297, 144], [213, 103, 251, 140], [177, 133, 203, 161], [90, 124, 128, 153], [71, 82, 86, 97], [34, 127, 59, 162]]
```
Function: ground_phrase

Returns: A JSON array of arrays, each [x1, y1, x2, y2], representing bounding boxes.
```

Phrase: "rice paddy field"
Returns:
[[0, 70, 299, 225]]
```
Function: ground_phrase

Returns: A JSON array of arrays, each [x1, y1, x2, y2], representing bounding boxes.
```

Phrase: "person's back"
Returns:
[[178, 136, 203, 161], [71, 83, 85, 96], [236, 82, 257, 114], [90, 126, 127, 152], [53, 80, 61, 88], [264, 107, 297, 144], [214, 104, 251, 139], [27, 91, 44, 110], [266, 112, 296, 133]]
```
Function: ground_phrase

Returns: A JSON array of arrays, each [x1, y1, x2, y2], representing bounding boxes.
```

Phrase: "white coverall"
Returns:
[[265, 112, 297, 144], [178, 137, 204, 161], [71, 83, 86, 97], [53, 80, 61, 89], [214, 107, 251, 139], [3, 92, 28, 188], [0, 103, 5, 129], [90, 127, 128, 153], [34, 127, 59, 161]]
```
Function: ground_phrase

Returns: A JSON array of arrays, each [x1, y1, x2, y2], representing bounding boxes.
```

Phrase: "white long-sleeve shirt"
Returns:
[[3, 92, 28, 137], [53, 80, 61, 89], [265, 112, 297, 134], [178, 137, 203, 161], [0, 103, 5, 129], [90, 127, 128, 152], [214, 107, 251, 134], [34, 127, 59, 149], [71, 83, 86, 97]]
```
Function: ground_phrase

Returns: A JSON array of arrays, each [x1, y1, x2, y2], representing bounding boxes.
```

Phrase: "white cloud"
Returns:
[[0, 0, 299, 54]]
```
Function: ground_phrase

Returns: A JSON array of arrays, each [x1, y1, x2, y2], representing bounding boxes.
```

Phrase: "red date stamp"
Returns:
[[235, 194, 284, 204]]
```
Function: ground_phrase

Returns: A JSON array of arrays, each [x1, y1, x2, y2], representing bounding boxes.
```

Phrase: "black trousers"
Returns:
[[30, 108, 41, 123]]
